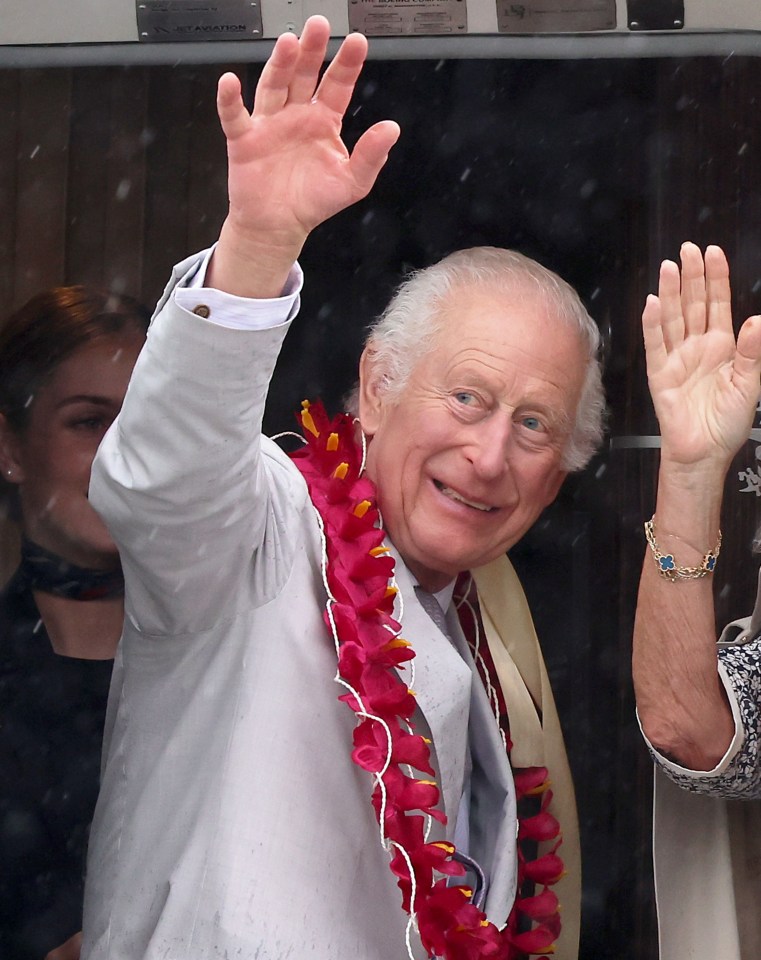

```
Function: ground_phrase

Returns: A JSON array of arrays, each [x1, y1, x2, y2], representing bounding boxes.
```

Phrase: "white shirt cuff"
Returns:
[[175, 245, 303, 330]]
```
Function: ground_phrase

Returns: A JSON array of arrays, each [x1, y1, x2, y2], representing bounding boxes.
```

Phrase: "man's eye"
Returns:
[[521, 416, 543, 432], [454, 391, 476, 406]]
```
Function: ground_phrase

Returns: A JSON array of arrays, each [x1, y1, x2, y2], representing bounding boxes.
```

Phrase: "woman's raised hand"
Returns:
[[642, 242, 761, 470]]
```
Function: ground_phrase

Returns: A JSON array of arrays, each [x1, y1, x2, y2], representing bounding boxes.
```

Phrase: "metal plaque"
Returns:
[[349, 0, 467, 37], [627, 0, 684, 31], [136, 0, 262, 42], [496, 0, 615, 33]]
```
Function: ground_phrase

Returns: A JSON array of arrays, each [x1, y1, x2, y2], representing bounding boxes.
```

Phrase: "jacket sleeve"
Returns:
[[89, 252, 307, 637]]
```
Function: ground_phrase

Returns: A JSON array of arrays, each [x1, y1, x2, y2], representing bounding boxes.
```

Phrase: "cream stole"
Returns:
[[473, 555, 581, 960]]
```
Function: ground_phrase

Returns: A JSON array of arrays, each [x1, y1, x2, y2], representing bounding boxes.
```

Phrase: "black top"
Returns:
[[0, 571, 112, 958]]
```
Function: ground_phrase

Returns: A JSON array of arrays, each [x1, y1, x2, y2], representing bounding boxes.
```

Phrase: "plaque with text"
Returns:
[[136, 0, 262, 42], [349, 0, 467, 37], [496, 0, 615, 33]]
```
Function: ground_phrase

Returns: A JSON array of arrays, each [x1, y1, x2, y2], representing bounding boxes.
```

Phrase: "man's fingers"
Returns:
[[216, 72, 252, 141], [287, 16, 332, 104], [657, 259, 685, 351], [313, 31, 369, 117], [704, 244, 733, 335], [642, 293, 668, 377], [253, 31, 301, 116], [679, 242, 707, 337], [349, 121, 401, 195]]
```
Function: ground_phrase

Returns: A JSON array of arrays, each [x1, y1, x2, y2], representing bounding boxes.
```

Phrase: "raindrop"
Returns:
[[30, 144, 40, 159], [580, 179, 596, 199], [459, 167, 471, 183], [115, 179, 131, 201], [595, 463, 606, 479], [738, 142, 749, 156], [111, 348, 124, 363], [24, 393, 34, 408]]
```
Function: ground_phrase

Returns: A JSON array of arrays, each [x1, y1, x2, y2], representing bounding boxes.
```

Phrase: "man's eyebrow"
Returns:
[[55, 395, 118, 410]]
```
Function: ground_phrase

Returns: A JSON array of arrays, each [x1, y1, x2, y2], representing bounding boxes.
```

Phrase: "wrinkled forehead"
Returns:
[[426, 278, 578, 356]]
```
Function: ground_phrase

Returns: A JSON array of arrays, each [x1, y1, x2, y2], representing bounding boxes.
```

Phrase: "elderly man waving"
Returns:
[[82, 18, 604, 960]]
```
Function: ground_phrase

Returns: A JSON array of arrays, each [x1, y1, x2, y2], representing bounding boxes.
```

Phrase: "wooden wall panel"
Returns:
[[141, 67, 194, 304], [0, 73, 19, 310], [185, 66, 230, 259], [66, 68, 113, 289], [102, 67, 149, 299], [14, 69, 71, 305]]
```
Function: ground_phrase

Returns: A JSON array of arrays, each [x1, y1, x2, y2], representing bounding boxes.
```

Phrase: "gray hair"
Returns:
[[349, 246, 605, 472]]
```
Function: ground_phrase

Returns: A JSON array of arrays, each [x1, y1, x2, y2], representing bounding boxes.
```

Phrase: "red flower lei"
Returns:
[[290, 401, 565, 960]]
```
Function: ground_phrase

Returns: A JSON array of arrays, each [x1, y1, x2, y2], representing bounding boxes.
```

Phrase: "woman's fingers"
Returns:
[[642, 293, 668, 377], [704, 244, 733, 336], [657, 258, 684, 352], [679, 241, 707, 337]]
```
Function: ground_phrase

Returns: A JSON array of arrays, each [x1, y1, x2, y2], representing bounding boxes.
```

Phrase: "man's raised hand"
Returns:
[[642, 242, 761, 471], [209, 17, 400, 298]]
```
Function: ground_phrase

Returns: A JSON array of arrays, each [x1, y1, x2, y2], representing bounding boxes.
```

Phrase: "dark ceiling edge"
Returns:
[[1, 30, 761, 67]]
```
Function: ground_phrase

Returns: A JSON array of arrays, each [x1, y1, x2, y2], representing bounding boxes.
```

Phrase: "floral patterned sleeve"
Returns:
[[646, 624, 761, 800]]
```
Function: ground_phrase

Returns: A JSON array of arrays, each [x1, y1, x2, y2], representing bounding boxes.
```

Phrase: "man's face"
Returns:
[[359, 282, 587, 592]]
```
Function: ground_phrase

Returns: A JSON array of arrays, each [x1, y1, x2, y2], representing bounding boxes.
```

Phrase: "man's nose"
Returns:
[[467, 414, 512, 481]]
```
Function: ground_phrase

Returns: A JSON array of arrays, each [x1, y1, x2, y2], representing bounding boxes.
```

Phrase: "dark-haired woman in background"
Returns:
[[0, 287, 148, 960]]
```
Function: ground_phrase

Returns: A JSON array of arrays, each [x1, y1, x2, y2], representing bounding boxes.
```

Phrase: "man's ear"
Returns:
[[357, 345, 387, 437], [0, 414, 25, 484]]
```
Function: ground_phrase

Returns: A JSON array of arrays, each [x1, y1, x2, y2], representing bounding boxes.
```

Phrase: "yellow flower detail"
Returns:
[[327, 432, 339, 451], [384, 638, 411, 650], [333, 462, 349, 480], [354, 499, 372, 518], [300, 400, 318, 437], [431, 841, 455, 853]]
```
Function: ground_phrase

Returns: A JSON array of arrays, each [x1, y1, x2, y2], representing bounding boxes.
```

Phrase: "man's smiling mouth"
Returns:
[[433, 480, 496, 512]]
